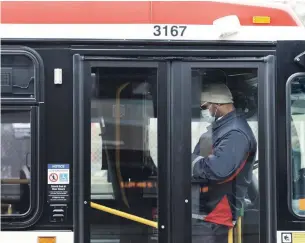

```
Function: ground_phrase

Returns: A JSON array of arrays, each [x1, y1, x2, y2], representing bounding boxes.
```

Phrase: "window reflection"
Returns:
[[1, 110, 31, 216], [1, 55, 35, 97], [90, 67, 158, 243], [289, 75, 305, 216]]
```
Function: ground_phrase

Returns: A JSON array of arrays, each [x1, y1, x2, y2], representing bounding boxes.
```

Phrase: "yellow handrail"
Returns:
[[1, 179, 30, 184], [91, 201, 242, 243], [115, 82, 130, 208], [90, 202, 158, 229], [228, 227, 233, 243], [237, 216, 242, 243]]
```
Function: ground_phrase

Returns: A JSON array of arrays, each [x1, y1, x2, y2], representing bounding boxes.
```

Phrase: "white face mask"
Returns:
[[200, 103, 219, 123], [201, 109, 214, 123]]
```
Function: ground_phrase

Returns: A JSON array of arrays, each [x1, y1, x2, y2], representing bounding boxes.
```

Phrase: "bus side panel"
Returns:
[[30, 46, 74, 230], [276, 41, 305, 232]]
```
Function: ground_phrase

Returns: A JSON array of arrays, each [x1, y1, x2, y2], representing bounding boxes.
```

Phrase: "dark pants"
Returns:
[[192, 221, 229, 243]]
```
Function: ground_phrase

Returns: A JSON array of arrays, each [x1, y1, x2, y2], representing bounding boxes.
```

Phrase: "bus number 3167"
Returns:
[[153, 25, 187, 37]]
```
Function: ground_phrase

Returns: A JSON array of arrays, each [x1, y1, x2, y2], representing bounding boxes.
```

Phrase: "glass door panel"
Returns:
[[88, 61, 168, 243], [176, 59, 275, 243], [190, 66, 259, 243]]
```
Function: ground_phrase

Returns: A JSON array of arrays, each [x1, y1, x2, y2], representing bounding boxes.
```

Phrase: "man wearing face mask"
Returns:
[[191, 83, 257, 243]]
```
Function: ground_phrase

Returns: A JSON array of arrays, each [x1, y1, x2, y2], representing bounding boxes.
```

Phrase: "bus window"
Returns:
[[1, 54, 35, 98], [191, 68, 259, 243], [1, 109, 31, 216], [90, 66, 158, 243], [288, 74, 305, 216]]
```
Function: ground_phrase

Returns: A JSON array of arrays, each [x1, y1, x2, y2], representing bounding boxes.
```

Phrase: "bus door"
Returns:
[[73, 51, 283, 243], [276, 41, 305, 242], [73, 55, 170, 243], [178, 57, 277, 243]]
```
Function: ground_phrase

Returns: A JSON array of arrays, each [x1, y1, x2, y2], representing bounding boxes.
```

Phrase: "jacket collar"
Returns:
[[212, 110, 239, 130]]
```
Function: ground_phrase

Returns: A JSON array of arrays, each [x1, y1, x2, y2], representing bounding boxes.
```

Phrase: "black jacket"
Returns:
[[191, 110, 257, 227]]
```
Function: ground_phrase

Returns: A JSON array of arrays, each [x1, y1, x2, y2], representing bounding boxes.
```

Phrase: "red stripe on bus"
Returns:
[[1, 1, 298, 26]]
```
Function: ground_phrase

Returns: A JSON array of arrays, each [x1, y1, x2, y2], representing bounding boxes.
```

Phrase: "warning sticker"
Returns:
[[49, 173, 58, 183], [293, 232, 305, 243], [282, 233, 292, 243], [47, 164, 70, 203], [278, 231, 305, 243], [48, 164, 69, 184]]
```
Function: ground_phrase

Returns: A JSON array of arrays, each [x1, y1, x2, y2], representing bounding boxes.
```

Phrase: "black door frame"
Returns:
[[73, 55, 171, 243], [73, 54, 277, 243], [276, 41, 305, 233]]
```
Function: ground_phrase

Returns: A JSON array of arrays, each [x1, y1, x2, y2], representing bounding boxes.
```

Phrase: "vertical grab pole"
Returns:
[[228, 227, 233, 243]]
